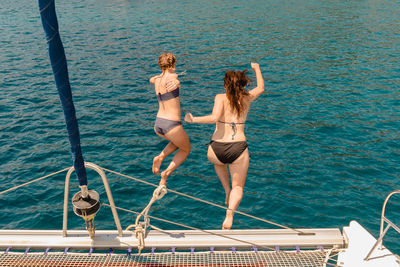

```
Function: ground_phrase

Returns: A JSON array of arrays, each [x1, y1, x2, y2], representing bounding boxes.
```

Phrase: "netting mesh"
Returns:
[[0, 250, 332, 267]]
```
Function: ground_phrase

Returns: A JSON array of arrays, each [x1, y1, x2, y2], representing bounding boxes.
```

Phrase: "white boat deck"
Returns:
[[1, 222, 399, 266], [0, 227, 343, 250], [338, 221, 400, 267]]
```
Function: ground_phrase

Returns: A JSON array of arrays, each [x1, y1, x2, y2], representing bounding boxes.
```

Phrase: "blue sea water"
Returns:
[[1, 0, 399, 254]]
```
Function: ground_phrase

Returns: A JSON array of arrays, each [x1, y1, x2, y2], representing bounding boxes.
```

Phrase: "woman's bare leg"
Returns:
[[207, 146, 230, 205], [153, 141, 178, 175], [222, 148, 249, 230], [214, 165, 230, 205], [159, 126, 191, 186]]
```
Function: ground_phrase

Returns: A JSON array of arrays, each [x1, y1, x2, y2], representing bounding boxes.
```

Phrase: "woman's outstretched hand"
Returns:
[[184, 113, 194, 123], [251, 62, 260, 70]]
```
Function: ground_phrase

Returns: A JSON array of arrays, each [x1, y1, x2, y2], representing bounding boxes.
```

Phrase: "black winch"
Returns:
[[72, 189, 100, 238]]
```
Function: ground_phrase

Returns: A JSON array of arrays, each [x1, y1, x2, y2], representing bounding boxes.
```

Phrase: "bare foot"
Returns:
[[222, 209, 234, 230], [159, 170, 169, 186], [225, 190, 231, 206], [152, 156, 163, 175]]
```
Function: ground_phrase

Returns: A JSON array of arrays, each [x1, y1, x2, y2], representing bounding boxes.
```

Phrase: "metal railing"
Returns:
[[62, 162, 123, 237], [365, 190, 400, 261]]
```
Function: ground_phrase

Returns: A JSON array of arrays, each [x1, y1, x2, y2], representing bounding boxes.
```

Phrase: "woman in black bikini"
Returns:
[[150, 53, 191, 186], [185, 62, 264, 229]]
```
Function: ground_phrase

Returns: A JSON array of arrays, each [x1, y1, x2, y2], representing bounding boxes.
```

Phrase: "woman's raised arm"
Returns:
[[185, 94, 224, 124], [248, 62, 264, 101]]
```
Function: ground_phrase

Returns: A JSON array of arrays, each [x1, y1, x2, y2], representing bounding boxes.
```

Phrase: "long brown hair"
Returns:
[[158, 53, 176, 71], [224, 70, 250, 115]]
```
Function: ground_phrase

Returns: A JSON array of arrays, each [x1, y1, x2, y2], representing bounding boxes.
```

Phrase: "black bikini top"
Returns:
[[157, 87, 180, 101], [218, 120, 245, 140]]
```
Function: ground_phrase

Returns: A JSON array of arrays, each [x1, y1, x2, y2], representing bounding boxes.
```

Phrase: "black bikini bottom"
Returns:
[[209, 141, 248, 164]]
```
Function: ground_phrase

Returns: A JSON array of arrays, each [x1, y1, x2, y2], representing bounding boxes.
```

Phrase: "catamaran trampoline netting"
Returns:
[[0, 249, 339, 267]]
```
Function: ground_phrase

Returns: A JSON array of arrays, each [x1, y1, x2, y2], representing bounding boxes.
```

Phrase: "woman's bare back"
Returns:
[[211, 94, 251, 142], [151, 72, 181, 121]]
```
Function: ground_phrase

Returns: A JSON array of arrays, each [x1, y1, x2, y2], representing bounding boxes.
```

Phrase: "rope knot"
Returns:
[[135, 224, 145, 253], [153, 185, 167, 200]]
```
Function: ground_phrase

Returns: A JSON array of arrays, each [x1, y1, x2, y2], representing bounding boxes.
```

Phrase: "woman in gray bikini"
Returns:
[[150, 53, 191, 186], [185, 62, 264, 229]]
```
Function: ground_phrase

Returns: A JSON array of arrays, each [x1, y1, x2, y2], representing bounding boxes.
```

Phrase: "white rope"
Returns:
[[125, 185, 167, 253], [135, 184, 167, 227], [0, 167, 70, 195]]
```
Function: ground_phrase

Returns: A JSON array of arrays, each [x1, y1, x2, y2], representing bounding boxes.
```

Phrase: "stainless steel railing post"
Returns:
[[378, 190, 400, 248], [62, 162, 123, 237], [364, 190, 400, 261]]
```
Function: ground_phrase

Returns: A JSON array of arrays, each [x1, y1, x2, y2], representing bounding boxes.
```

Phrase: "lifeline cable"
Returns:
[[102, 167, 309, 235], [102, 202, 277, 252]]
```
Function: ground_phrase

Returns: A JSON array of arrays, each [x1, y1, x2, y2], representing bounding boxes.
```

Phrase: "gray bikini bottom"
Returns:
[[154, 117, 182, 135]]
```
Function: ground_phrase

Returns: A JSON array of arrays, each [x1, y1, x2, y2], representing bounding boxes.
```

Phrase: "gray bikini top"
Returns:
[[157, 87, 180, 101]]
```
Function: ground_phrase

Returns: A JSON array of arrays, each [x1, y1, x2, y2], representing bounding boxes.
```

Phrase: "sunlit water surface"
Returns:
[[0, 0, 399, 253]]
